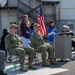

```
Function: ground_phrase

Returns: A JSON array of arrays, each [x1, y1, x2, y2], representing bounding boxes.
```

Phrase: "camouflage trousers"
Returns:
[[35, 45, 54, 61], [10, 47, 35, 64], [24, 47, 35, 63]]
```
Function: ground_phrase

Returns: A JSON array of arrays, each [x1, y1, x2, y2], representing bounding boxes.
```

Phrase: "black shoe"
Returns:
[[0, 70, 7, 75]]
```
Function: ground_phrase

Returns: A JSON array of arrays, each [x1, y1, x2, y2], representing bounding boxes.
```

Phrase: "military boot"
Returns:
[[20, 63, 28, 72], [28, 63, 37, 70], [42, 61, 51, 66], [49, 59, 57, 65]]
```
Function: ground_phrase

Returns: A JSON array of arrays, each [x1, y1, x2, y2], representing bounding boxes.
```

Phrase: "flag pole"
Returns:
[[41, 0, 42, 5], [40, 0, 43, 10]]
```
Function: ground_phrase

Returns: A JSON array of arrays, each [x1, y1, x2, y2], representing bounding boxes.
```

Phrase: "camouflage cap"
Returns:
[[33, 23, 40, 28], [10, 24, 18, 29]]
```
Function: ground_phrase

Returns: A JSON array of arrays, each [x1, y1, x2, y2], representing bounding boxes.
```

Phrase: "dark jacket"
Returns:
[[0, 29, 9, 50], [20, 23, 30, 39]]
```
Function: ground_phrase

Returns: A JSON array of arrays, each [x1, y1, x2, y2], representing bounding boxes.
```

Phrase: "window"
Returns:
[[68, 24, 74, 30]]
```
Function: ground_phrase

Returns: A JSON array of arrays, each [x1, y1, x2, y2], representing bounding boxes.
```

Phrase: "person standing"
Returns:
[[5, 24, 36, 71], [20, 15, 30, 48], [30, 23, 57, 66], [47, 20, 58, 48], [0, 50, 7, 75]]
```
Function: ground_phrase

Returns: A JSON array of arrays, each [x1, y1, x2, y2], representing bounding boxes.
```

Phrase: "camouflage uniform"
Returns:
[[30, 32, 54, 61], [5, 33, 35, 64]]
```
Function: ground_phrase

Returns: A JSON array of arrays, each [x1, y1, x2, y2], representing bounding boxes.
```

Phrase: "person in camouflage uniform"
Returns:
[[30, 23, 57, 66], [5, 24, 36, 72]]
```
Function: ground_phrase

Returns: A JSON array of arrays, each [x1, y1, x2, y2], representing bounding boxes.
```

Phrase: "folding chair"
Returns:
[[34, 52, 41, 66], [6, 49, 19, 70], [6, 49, 28, 70]]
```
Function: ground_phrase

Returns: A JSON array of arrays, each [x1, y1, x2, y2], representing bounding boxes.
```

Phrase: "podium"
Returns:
[[55, 34, 71, 59]]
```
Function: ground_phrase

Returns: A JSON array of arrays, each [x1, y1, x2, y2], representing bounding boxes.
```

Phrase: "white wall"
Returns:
[[1, 10, 9, 30], [60, 8, 75, 20], [60, 0, 75, 8], [1, 9, 17, 31], [43, 5, 52, 15], [57, 0, 75, 20], [8, 0, 18, 6]]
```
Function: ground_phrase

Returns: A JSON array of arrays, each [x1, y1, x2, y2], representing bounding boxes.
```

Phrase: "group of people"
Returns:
[[5, 20, 57, 72], [0, 14, 74, 74]]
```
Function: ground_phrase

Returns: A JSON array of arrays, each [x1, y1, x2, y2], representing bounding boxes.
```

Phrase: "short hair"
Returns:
[[10, 24, 18, 29]]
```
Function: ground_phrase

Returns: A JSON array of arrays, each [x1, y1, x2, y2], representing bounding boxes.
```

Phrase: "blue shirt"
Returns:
[[30, 30, 34, 36], [47, 27, 58, 42]]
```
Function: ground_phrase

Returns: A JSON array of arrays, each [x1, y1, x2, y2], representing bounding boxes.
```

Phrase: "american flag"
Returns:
[[38, 5, 46, 36]]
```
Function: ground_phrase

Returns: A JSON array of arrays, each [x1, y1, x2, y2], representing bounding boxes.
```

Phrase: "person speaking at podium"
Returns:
[[62, 25, 74, 35], [62, 25, 75, 51]]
